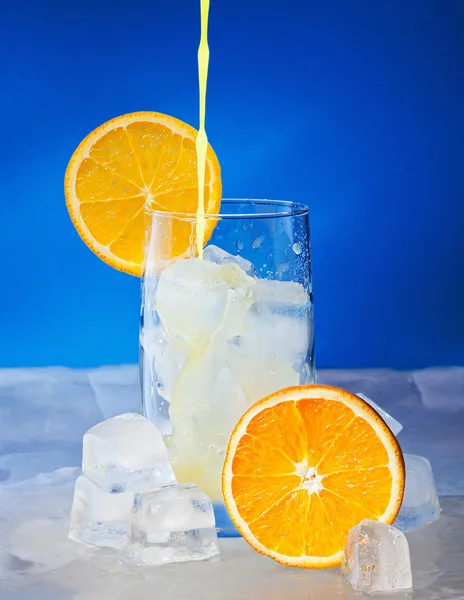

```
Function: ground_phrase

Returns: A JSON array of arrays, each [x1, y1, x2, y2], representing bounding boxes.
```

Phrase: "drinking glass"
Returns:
[[140, 199, 315, 536]]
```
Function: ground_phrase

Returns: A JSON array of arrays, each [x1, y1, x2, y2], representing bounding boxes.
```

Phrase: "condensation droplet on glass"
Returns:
[[292, 242, 303, 255], [251, 235, 264, 249], [236, 240, 244, 251]]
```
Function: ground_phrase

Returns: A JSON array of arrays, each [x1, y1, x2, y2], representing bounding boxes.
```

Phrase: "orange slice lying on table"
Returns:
[[222, 385, 405, 569], [65, 112, 222, 276]]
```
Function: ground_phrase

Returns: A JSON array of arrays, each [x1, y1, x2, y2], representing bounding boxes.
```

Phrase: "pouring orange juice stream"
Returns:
[[195, 0, 210, 259]]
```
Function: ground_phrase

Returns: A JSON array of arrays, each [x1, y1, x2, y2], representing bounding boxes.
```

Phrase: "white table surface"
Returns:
[[0, 366, 463, 599]]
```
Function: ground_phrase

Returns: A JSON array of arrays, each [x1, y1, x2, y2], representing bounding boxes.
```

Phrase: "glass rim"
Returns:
[[145, 198, 309, 220]]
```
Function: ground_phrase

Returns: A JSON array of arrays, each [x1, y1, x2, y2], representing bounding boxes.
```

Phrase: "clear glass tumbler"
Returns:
[[140, 199, 315, 536]]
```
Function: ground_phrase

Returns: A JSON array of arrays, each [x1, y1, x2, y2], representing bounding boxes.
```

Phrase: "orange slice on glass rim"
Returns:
[[65, 111, 222, 276], [222, 384, 405, 569]]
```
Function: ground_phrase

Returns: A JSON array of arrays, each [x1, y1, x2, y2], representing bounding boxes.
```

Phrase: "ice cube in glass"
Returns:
[[204, 244, 254, 273], [123, 483, 219, 566], [68, 475, 134, 549], [356, 392, 403, 436], [395, 454, 440, 531], [342, 519, 413, 593]]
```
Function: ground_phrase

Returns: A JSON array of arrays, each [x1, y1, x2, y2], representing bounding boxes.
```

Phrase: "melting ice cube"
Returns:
[[140, 326, 189, 405], [203, 244, 254, 273], [123, 483, 219, 566], [356, 392, 403, 436], [156, 258, 255, 344], [68, 475, 134, 549], [234, 301, 310, 364], [83, 413, 176, 493], [395, 454, 441, 532], [168, 349, 248, 475], [342, 519, 413, 593]]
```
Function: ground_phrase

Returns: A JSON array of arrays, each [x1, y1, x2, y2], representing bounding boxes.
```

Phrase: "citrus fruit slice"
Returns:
[[222, 384, 405, 569], [65, 111, 222, 276]]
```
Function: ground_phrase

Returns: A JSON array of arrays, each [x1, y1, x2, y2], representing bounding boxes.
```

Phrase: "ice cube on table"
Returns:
[[204, 244, 254, 273], [395, 454, 441, 532], [342, 519, 413, 594], [123, 483, 219, 567], [83, 413, 176, 493], [69, 475, 134, 549], [356, 392, 403, 436]]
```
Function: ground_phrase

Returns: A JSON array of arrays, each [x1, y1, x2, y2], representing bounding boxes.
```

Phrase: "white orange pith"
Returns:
[[65, 111, 222, 276], [222, 385, 405, 569]]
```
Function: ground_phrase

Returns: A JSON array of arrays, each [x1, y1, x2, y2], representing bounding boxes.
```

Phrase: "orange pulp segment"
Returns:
[[222, 384, 405, 568]]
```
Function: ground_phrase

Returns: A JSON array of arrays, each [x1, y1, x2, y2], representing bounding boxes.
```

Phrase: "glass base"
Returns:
[[214, 503, 242, 537]]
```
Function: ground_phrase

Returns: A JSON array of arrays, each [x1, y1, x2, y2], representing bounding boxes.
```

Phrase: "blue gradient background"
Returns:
[[1, 0, 463, 368]]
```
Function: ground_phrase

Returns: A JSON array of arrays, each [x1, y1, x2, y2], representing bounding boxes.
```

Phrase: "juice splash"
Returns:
[[195, 0, 211, 259]]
